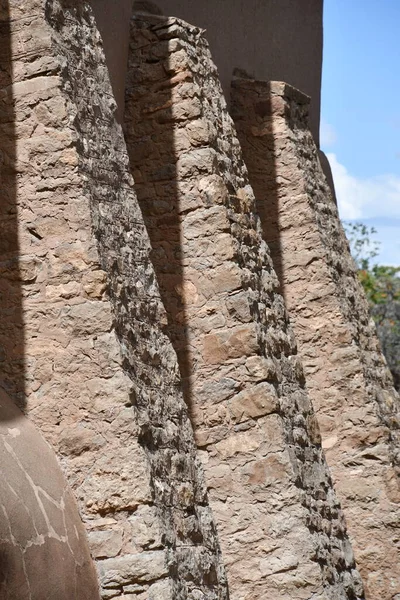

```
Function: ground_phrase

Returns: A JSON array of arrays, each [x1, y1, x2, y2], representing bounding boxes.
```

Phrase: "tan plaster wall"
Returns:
[[91, 0, 323, 142], [90, 0, 133, 122]]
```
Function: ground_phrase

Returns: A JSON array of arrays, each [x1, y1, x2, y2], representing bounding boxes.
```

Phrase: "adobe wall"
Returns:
[[124, 14, 364, 600], [1, 1, 228, 598], [91, 0, 323, 142], [232, 78, 400, 599]]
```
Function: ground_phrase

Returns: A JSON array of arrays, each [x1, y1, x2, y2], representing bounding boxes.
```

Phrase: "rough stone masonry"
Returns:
[[232, 78, 400, 600], [0, 0, 398, 599], [1, 1, 228, 599], [124, 13, 364, 600]]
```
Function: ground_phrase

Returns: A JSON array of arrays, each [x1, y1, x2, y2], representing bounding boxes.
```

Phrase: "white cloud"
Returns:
[[320, 120, 337, 147], [371, 222, 400, 266], [326, 152, 400, 221]]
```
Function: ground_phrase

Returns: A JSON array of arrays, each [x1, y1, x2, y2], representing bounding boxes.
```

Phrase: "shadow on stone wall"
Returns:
[[0, 0, 26, 416], [124, 12, 194, 415], [231, 80, 284, 297]]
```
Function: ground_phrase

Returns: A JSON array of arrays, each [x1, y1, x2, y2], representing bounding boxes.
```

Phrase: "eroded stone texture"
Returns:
[[1, 1, 227, 598], [0, 389, 100, 600], [124, 15, 364, 600], [232, 78, 400, 599]]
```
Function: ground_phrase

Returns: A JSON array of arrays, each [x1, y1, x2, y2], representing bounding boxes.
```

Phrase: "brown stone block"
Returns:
[[88, 527, 124, 559], [226, 291, 252, 323], [228, 382, 279, 423], [98, 551, 168, 589], [194, 425, 230, 448], [164, 48, 190, 74], [187, 232, 235, 265], [202, 324, 259, 364], [198, 173, 229, 205], [208, 262, 242, 295], [59, 424, 105, 456], [182, 205, 229, 240], [82, 269, 107, 299], [60, 300, 113, 336], [176, 147, 217, 179], [12, 75, 60, 100], [45, 280, 81, 301], [82, 443, 153, 514], [215, 427, 264, 459]]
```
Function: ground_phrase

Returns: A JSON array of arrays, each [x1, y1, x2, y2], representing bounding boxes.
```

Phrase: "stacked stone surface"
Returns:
[[0, 3, 98, 597], [0, 0, 398, 599], [232, 78, 400, 599], [124, 14, 365, 600], [1, 1, 227, 598]]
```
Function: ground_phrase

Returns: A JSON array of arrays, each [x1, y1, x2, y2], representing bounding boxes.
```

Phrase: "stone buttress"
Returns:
[[231, 78, 400, 599], [0, 1, 228, 598], [124, 14, 365, 600], [0, 2, 99, 597]]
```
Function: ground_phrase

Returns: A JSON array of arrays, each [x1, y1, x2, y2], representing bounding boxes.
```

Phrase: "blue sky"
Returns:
[[321, 0, 400, 265]]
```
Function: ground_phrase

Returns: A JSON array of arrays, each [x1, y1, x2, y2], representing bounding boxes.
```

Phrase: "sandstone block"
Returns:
[[59, 424, 105, 456], [245, 355, 276, 380], [202, 324, 258, 364], [228, 382, 279, 423], [98, 552, 168, 588], [83, 269, 107, 299], [89, 529, 124, 559], [60, 301, 113, 335]]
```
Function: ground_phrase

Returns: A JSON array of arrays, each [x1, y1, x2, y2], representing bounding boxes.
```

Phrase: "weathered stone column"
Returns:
[[232, 78, 400, 599], [0, 1, 228, 598], [125, 14, 364, 600], [0, 3, 99, 597]]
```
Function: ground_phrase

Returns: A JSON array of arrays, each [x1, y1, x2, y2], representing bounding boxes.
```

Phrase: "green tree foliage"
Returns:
[[344, 221, 400, 392], [345, 221, 380, 271]]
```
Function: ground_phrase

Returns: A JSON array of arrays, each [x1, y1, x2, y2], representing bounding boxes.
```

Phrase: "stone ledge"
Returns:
[[232, 77, 311, 106]]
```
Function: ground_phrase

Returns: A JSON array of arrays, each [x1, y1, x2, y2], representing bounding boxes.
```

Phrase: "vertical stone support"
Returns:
[[125, 15, 364, 600], [232, 78, 400, 599], [0, 1, 228, 598], [0, 3, 99, 597]]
